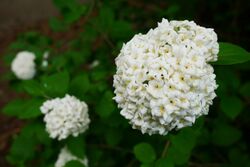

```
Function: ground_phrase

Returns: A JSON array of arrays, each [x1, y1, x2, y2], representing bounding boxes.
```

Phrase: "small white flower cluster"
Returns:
[[113, 19, 218, 135], [40, 95, 90, 140], [11, 51, 36, 80], [55, 147, 88, 167]]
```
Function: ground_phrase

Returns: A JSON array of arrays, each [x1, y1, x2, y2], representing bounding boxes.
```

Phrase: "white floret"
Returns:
[[113, 19, 218, 135], [11, 51, 36, 80], [55, 147, 88, 167], [40, 94, 90, 140]]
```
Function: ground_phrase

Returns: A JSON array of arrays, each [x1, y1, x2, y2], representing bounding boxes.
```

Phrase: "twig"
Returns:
[[161, 140, 170, 158]]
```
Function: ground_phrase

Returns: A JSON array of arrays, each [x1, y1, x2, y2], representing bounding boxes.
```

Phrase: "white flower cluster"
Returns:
[[113, 19, 218, 135], [55, 147, 88, 167], [11, 51, 36, 80], [40, 95, 90, 140]]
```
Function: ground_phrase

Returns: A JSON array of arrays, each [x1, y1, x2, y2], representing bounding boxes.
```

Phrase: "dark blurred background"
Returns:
[[0, 0, 249, 166]]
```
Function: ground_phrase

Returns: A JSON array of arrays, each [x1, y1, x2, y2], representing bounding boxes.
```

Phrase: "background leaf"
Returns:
[[220, 96, 243, 119], [41, 71, 69, 97], [134, 142, 156, 164], [214, 42, 250, 65]]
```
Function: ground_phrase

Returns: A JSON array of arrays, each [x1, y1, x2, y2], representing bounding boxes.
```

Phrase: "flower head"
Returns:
[[11, 51, 36, 80], [113, 19, 218, 135], [55, 146, 88, 167], [40, 95, 90, 140]]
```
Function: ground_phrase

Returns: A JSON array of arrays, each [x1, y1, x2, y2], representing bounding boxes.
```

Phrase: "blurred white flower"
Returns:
[[90, 60, 100, 68], [55, 146, 88, 167], [41, 51, 49, 67], [113, 19, 218, 135], [40, 94, 90, 140], [11, 51, 36, 80]]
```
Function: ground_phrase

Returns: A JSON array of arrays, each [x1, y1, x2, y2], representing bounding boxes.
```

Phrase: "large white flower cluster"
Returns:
[[55, 147, 88, 167], [11, 51, 36, 80], [40, 95, 90, 140], [113, 19, 218, 135]]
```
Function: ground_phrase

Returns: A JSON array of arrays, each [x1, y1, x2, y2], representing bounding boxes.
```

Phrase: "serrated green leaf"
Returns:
[[220, 96, 243, 119], [214, 42, 250, 65], [42, 71, 69, 97], [134, 143, 156, 163]]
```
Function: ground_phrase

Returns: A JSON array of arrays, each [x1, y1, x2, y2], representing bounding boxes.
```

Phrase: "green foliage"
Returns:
[[41, 71, 70, 97], [69, 74, 90, 97], [96, 91, 115, 118], [65, 160, 86, 167], [212, 122, 242, 146], [240, 82, 250, 97], [220, 96, 243, 119], [155, 158, 174, 167], [2, 99, 43, 119], [214, 42, 250, 65], [7, 122, 51, 166], [134, 143, 156, 164], [1, 0, 250, 167], [22, 80, 44, 96], [66, 136, 86, 158]]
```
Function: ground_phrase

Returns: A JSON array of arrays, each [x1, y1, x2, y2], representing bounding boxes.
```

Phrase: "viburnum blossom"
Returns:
[[11, 51, 36, 80], [40, 94, 90, 140], [55, 147, 88, 167], [113, 19, 218, 135]]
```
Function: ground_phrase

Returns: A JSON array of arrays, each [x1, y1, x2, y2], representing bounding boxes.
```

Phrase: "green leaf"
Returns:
[[111, 21, 133, 39], [7, 123, 42, 164], [22, 80, 44, 96], [96, 91, 115, 118], [228, 148, 250, 167], [155, 158, 174, 167], [69, 74, 90, 96], [19, 99, 43, 119], [220, 96, 243, 119], [214, 42, 250, 65], [49, 17, 67, 31], [240, 82, 250, 97], [65, 160, 86, 167], [8, 133, 36, 164], [63, 5, 87, 24], [92, 6, 114, 33], [2, 99, 43, 119], [212, 123, 242, 146], [140, 163, 154, 167], [42, 71, 69, 97], [53, 0, 87, 24], [134, 143, 156, 163], [67, 136, 85, 159], [51, 56, 68, 70], [168, 128, 198, 165], [105, 128, 123, 146]]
